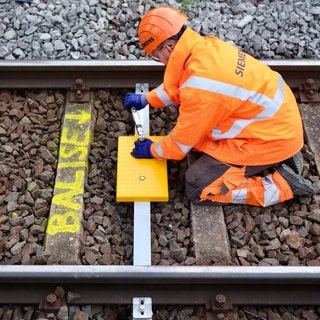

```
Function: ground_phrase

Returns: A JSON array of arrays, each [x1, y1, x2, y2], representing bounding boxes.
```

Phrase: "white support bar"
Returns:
[[133, 202, 151, 265], [132, 84, 153, 316], [133, 83, 151, 267]]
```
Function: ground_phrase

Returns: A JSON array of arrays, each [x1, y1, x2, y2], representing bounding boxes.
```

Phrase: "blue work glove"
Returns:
[[131, 138, 154, 158], [123, 93, 148, 110]]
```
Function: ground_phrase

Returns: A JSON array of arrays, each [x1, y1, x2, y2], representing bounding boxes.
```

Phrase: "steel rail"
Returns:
[[1, 60, 320, 308], [0, 59, 319, 89], [0, 265, 319, 305]]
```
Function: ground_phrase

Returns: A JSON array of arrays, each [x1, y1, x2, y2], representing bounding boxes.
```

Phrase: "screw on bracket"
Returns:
[[69, 78, 91, 103], [298, 78, 320, 102], [206, 294, 235, 320], [40, 293, 61, 313], [215, 294, 227, 308], [39, 286, 66, 314]]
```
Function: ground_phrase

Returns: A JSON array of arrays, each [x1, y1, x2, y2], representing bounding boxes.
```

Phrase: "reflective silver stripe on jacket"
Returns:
[[154, 84, 175, 105], [154, 134, 193, 158], [180, 75, 285, 140]]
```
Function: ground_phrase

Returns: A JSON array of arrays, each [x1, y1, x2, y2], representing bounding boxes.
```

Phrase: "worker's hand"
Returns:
[[123, 93, 148, 110], [131, 138, 154, 158]]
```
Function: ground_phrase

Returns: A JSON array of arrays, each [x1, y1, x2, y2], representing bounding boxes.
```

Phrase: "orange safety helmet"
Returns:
[[138, 6, 188, 55]]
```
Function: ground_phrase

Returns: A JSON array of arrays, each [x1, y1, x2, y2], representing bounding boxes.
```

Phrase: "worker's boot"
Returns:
[[278, 163, 315, 197], [284, 151, 304, 175]]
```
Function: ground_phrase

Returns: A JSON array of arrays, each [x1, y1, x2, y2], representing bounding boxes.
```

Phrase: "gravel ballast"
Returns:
[[0, 0, 319, 60], [1, 0, 320, 319]]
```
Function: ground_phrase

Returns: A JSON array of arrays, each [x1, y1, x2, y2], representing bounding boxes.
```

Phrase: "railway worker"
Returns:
[[123, 6, 316, 207]]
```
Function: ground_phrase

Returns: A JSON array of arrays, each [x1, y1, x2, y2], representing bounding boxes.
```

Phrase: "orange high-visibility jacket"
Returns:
[[147, 27, 303, 166]]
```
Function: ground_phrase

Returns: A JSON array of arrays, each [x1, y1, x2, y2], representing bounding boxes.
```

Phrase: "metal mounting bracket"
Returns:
[[69, 78, 90, 103], [132, 297, 153, 319], [298, 78, 320, 102]]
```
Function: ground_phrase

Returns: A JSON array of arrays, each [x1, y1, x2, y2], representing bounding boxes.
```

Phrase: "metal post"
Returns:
[[132, 83, 153, 319]]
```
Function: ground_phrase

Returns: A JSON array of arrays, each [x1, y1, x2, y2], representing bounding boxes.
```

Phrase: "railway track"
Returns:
[[0, 60, 320, 319], [1, 59, 320, 91]]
